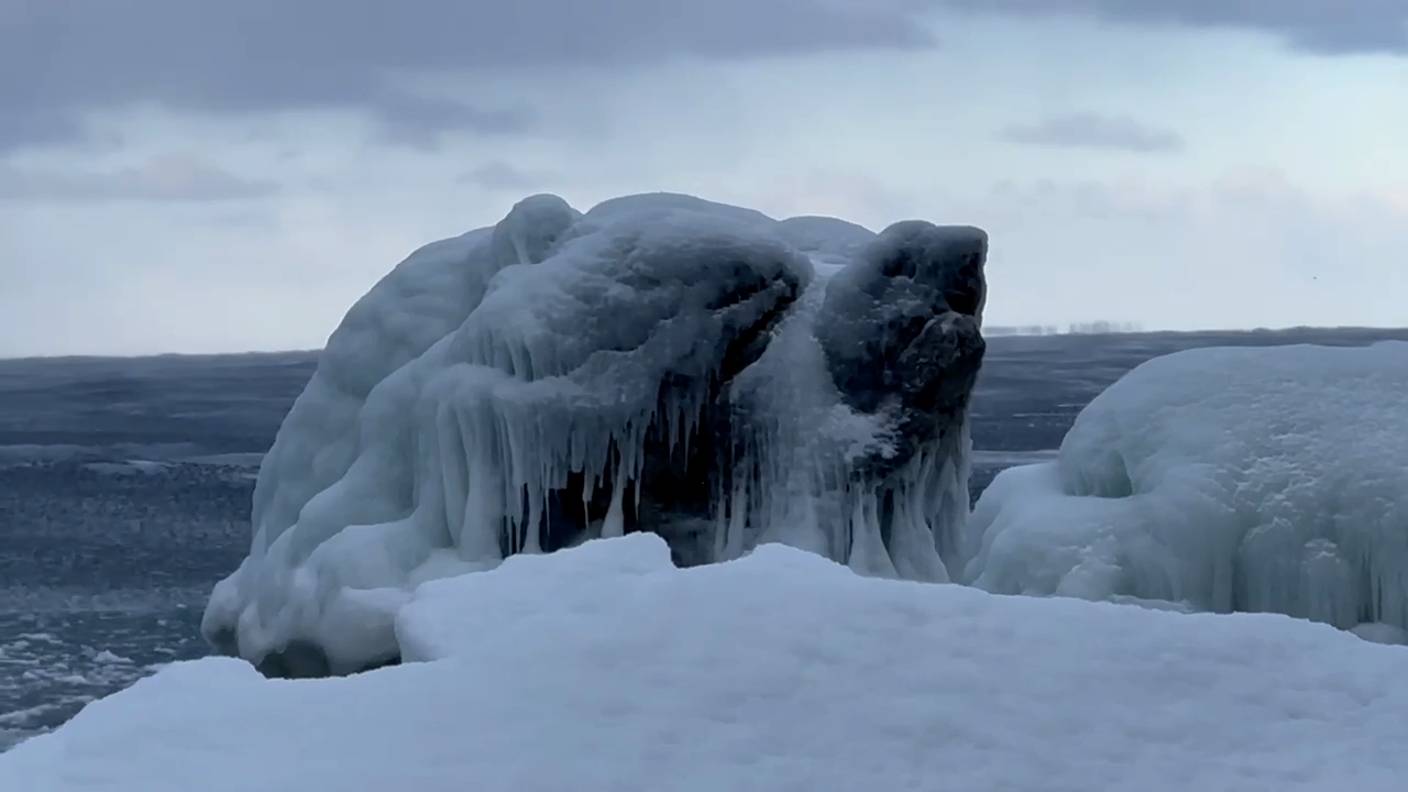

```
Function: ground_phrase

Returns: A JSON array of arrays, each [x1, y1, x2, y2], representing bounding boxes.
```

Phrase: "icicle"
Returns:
[[437, 405, 467, 546], [460, 453, 504, 562], [580, 473, 593, 532], [712, 489, 728, 564], [846, 491, 898, 578], [523, 483, 543, 554], [602, 460, 627, 539], [723, 476, 749, 560], [680, 393, 695, 463]]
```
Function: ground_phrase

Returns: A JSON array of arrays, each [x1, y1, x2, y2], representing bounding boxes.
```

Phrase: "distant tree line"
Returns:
[[986, 321, 1144, 337]]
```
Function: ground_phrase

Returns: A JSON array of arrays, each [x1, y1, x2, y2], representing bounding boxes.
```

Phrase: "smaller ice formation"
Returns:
[[962, 342, 1408, 639], [203, 193, 987, 674]]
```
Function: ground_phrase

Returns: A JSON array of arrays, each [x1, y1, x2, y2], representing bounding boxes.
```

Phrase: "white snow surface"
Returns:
[[8, 535, 1408, 791], [964, 342, 1408, 636], [203, 193, 974, 673]]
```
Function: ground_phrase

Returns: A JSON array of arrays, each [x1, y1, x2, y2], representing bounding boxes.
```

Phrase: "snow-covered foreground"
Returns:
[[5, 534, 1406, 791]]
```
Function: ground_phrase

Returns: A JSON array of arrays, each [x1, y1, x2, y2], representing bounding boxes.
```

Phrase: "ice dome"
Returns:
[[962, 342, 1408, 638], [202, 192, 988, 674]]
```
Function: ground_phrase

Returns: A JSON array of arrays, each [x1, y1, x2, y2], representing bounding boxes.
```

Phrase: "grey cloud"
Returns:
[[0, 108, 88, 152], [944, 0, 1408, 56], [999, 113, 1184, 153], [457, 162, 552, 191], [5, 1, 1403, 155], [0, 155, 279, 202], [373, 95, 538, 149], [0, 0, 934, 150]]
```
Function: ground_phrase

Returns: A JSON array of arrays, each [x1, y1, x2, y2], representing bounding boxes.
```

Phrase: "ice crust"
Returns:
[[203, 193, 986, 673], [963, 342, 1408, 638], [10, 535, 1408, 791]]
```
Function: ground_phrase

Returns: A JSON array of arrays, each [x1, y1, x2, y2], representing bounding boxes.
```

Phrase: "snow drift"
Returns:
[[9, 535, 1408, 791], [963, 342, 1408, 637], [203, 193, 987, 674]]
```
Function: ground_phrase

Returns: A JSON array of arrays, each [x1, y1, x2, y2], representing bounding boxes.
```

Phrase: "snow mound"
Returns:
[[10, 536, 1408, 791], [963, 342, 1408, 636], [203, 193, 987, 674]]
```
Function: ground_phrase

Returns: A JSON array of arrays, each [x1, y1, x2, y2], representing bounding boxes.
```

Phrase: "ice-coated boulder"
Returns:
[[815, 221, 986, 565], [961, 342, 1408, 638], [202, 193, 988, 674]]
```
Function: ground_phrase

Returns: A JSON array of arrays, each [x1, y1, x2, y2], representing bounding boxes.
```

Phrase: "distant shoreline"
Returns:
[[7, 325, 1408, 362]]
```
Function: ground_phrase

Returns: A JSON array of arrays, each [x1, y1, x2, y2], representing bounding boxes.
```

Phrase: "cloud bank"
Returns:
[[999, 113, 1184, 152]]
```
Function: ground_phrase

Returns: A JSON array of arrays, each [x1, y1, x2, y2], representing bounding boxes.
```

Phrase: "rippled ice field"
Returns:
[[4, 328, 1406, 750]]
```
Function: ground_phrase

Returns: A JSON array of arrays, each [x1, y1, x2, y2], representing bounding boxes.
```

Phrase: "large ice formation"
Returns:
[[963, 342, 1408, 637], [11, 536, 1408, 791], [202, 193, 987, 674]]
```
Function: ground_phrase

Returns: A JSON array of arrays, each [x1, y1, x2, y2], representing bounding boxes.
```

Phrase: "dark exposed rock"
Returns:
[[817, 223, 988, 480]]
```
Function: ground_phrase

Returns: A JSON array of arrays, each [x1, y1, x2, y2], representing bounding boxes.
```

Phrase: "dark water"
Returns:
[[3, 328, 1407, 749], [0, 353, 312, 750]]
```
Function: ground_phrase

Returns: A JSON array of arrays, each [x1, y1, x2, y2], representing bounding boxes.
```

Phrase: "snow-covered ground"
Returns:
[[3, 534, 1406, 791]]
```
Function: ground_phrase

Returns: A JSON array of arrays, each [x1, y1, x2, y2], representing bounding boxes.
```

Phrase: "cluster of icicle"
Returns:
[[431, 366, 716, 557], [720, 264, 970, 581]]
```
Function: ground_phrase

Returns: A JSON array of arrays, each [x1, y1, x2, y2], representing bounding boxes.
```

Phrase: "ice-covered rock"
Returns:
[[202, 193, 987, 674], [962, 342, 1408, 634]]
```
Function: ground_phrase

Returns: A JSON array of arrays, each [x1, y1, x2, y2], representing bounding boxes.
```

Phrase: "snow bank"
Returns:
[[203, 193, 987, 674], [963, 342, 1408, 637], [9, 535, 1408, 790]]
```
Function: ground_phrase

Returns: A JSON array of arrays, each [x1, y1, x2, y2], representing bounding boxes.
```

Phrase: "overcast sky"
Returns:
[[2, 1, 1406, 356]]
